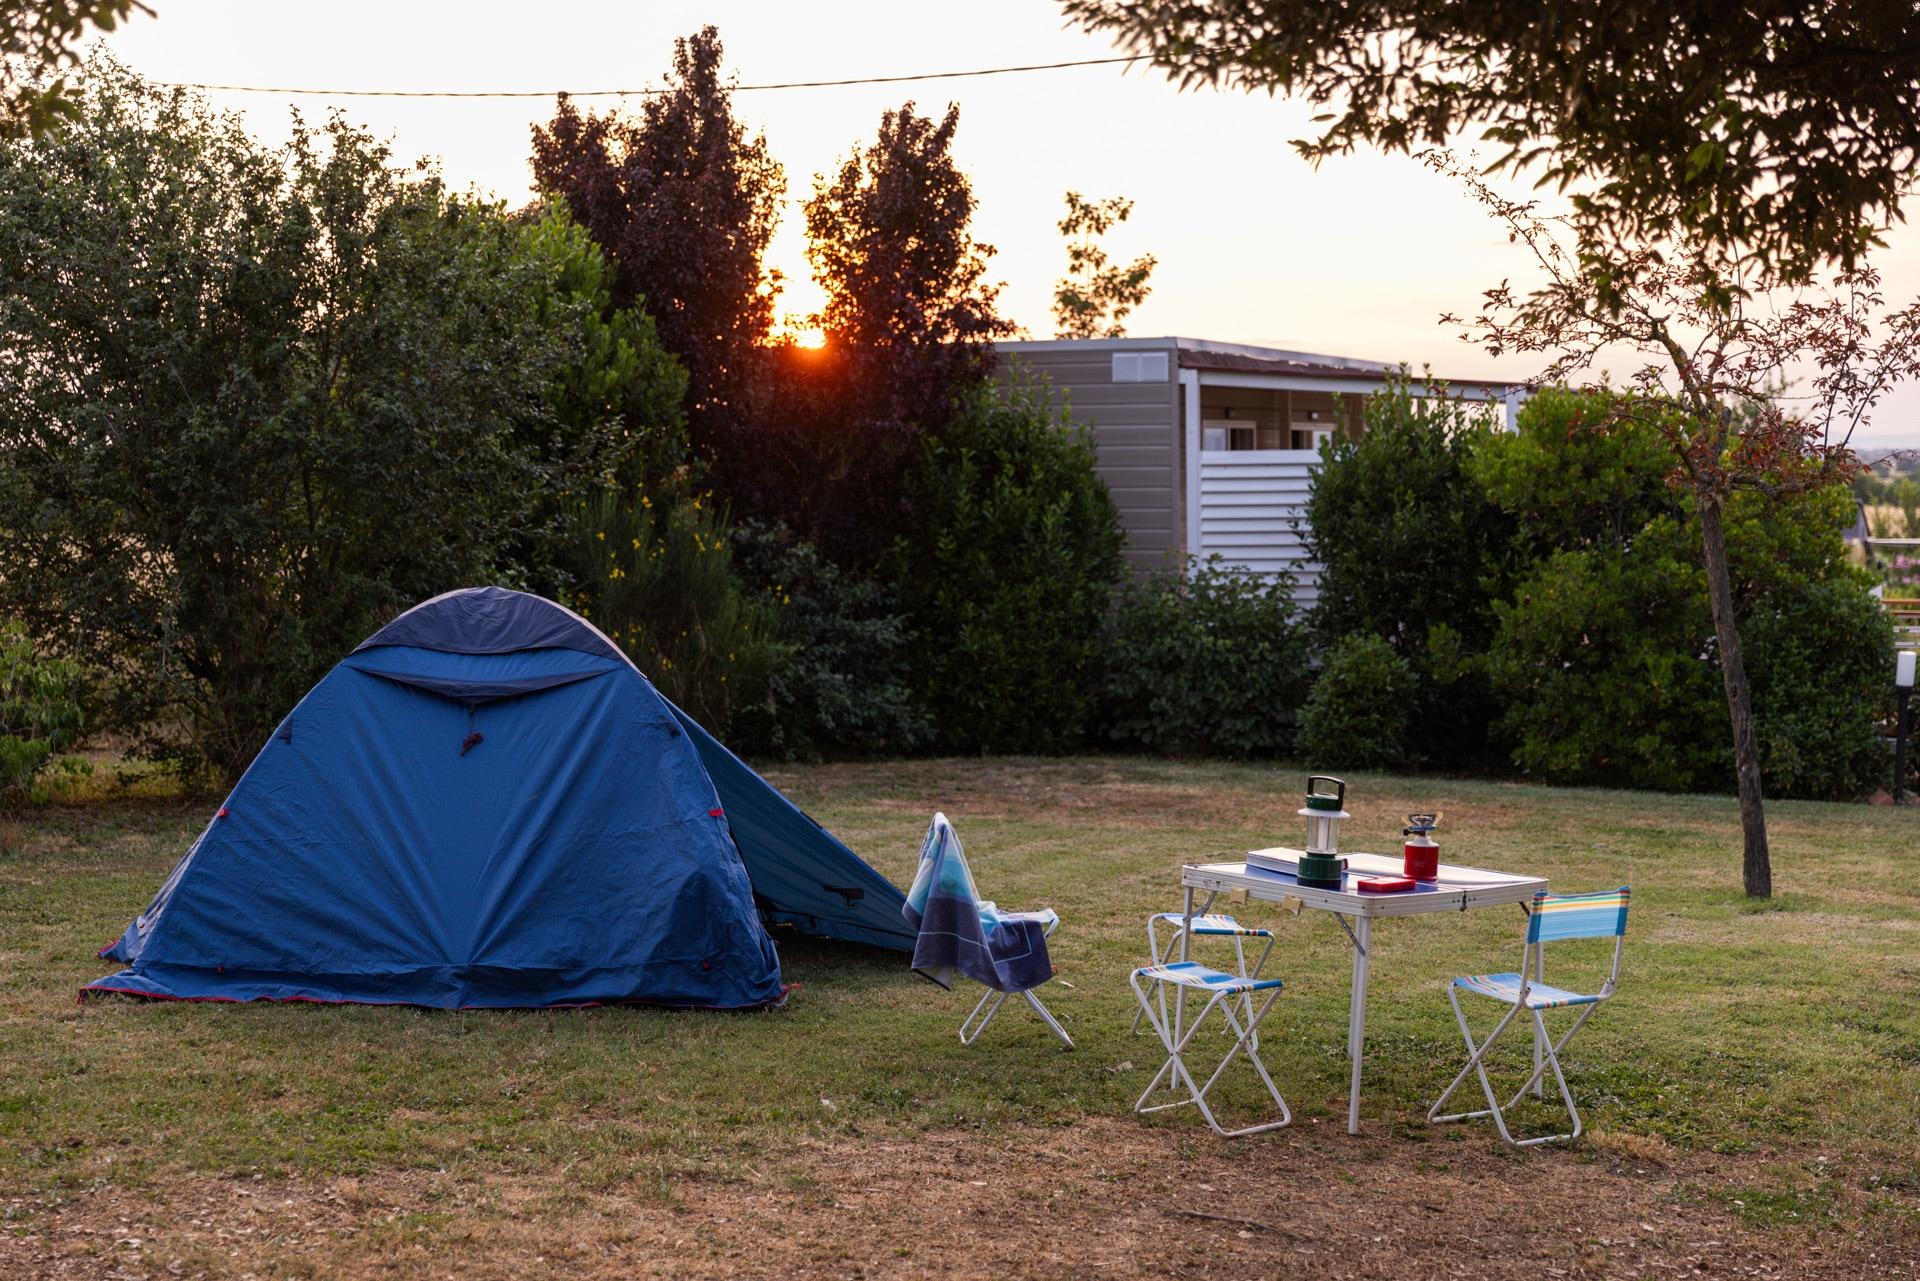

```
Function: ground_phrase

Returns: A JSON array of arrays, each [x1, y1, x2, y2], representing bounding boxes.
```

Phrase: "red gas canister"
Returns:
[[1402, 812, 1441, 881]]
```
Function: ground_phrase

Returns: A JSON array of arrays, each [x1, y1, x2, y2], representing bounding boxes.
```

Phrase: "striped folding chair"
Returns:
[[1130, 911, 1275, 1042], [1428, 886, 1630, 1146], [1130, 960, 1292, 1138]]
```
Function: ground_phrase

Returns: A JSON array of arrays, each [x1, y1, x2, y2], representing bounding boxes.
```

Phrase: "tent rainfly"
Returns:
[[85, 586, 911, 1010]]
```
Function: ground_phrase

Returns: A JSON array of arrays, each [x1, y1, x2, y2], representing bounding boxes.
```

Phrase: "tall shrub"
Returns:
[[889, 380, 1124, 753], [0, 623, 89, 814], [1103, 558, 1311, 756], [1296, 634, 1419, 771], [1304, 374, 1514, 765], [571, 494, 781, 738], [730, 524, 929, 760], [1477, 407, 1891, 798], [0, 60, 600, 780]]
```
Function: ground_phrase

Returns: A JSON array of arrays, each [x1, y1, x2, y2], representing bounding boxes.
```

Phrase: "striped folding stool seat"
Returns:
[[1129, 960, 1291, 1138], [1130, 911, 1275, 1041], [1429, 887, 1630, 1146]]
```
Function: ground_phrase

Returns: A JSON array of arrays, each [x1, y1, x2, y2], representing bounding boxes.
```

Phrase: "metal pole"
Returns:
[[1897, 687, 1911, 806]]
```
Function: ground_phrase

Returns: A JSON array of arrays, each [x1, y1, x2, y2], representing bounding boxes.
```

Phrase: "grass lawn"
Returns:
[[2, 756, 1918, 1278]]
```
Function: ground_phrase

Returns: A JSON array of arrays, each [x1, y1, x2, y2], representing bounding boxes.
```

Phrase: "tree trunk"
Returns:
[[1696, 492, 1771, 898]]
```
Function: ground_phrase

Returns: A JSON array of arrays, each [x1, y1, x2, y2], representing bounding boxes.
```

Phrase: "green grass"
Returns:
[[2, 755, 1917, 1201]]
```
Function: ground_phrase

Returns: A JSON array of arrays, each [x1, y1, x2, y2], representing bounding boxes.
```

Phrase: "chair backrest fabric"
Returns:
[[1527, 887, 1631, 944]]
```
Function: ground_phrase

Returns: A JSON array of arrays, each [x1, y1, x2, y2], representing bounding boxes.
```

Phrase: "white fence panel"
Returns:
[[1196, 449, 1320, 607]]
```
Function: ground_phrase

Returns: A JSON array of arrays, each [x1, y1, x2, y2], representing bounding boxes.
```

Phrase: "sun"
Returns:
[[790, 325, 827, 350]]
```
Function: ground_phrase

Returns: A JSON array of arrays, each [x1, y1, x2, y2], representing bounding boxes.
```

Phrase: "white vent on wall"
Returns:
[[1111, 351, 1170, 383]]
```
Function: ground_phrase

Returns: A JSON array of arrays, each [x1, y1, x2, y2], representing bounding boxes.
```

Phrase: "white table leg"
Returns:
[[1347, 914, 1371, 1135]]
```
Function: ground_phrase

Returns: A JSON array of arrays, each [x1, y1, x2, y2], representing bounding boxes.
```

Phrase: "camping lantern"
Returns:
[[1402, 812, 1441, 881], [1295, 776, 1350, 888]]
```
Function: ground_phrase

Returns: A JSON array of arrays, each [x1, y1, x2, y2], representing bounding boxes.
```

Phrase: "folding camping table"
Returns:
[[1178, 851, 1548, 1135]]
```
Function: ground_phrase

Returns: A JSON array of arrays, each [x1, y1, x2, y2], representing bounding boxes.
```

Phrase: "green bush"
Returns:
[[731, 525, 930, 760], [1743, 576, 1893, 799], [0, 623, 90, 813], [1304, 374, 1515, 766], [1296, 634, 1418, 770], [571, 493, 781, 738], [0, 61, 678, 782], [1482, 529, 1727, 787], [1477, 403, 1890, 798], [1103, 558, 1311, 756], [888, 378, 1125, 753]]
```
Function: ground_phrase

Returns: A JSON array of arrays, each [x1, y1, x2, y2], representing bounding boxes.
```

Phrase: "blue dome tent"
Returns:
[[85, 587, 911, 1009]]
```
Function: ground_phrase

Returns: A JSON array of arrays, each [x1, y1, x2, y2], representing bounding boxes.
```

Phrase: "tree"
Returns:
[[1, 0, 148, 138], [1053, 191, 1156, 338], [1059, 0, 1920, 286], [1437, 156, 1920, 895], [1475, 393, 1890, 800], [804, 101, 1011, 432], [1303, 374, 1514, 766], [715, 102, 1013, 566], [520, 198, 690, 501], [888, 378, 1124, 754], [530, 26, 783, 457], [0, 60, 592, 781]]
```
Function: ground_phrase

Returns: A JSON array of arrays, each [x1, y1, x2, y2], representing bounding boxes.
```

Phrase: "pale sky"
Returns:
[[96, 0, 1920, 447]]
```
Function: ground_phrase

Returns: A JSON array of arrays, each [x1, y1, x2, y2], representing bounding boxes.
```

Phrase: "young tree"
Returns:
[[1060, 0, 1920, 287], [804, 101, 1011, 431], [1436, 154, 1920, 895], [530, 26, 783, 456], [1053, 191, 1156, 338]]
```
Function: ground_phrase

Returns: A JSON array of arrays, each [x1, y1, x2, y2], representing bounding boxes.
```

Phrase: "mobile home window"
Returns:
[[1111, 351, 1170, 383]]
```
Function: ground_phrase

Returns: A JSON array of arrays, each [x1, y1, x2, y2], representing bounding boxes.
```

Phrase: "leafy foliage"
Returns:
[[1061, 0, 1920, 286], [804, 101, 1010, 433], [0, 622, 89, 813], [0, 60, 601, 781], [730, 524, 929, 760], [1296, 634, 1417, 771], [570, 494, 780, 738], [1304, 374, 1513, 765], [719, 102, 1013, 566], [1742, 578, 1893, 801], [0, 0, 147, 138], [521, 199, 690, 499], [1478, 410, 1890, 798], [1103, 558, 1310, 757], [530, 27, 783, 455], [1052, 191, 1156, 339], [888, 381, 1124, 753], [1307, 375, 1513, 651], [1433, 153, 1920, 893]]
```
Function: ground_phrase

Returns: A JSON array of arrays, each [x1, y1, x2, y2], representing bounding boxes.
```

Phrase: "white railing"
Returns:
[[1194, 449, 1321, 607]]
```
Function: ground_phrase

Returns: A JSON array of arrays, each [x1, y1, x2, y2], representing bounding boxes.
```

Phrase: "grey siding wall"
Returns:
[[997, 346, 1181, 574]]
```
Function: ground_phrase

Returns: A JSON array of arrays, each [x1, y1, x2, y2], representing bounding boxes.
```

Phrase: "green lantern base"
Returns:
[[1296, 851, 1346, 889]]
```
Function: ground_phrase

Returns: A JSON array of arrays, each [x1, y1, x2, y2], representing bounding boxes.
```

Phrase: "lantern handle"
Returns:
[[1307, 775, 1345, 807]]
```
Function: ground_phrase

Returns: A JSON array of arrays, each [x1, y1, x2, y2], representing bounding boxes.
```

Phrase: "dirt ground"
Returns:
[[6, 1118, 1916, 1280]]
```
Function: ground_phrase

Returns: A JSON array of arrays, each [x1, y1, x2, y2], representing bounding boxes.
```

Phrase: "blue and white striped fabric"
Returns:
[[1451, 972, 1602, 1009], [1135, 959, 1284, 997], [1526, 887, 1631, 943], [1150, 912, 1272, 938], [902, 813, 1055, 994]]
